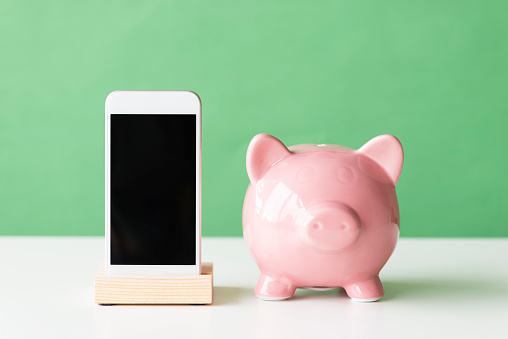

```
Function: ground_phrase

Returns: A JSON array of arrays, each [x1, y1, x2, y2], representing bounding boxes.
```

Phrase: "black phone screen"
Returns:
[[110, 114, 196, 265]]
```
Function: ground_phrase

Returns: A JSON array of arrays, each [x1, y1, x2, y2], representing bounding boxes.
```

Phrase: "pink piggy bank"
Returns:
[[242, 134, 404, 302]]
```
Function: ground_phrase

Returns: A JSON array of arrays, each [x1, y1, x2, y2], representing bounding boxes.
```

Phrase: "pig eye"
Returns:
[[337, 166, 354, 184], [297, 167, 314, 183]]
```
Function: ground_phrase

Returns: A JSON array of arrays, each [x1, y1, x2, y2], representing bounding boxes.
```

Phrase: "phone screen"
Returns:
[[110, 114, 196, 265]]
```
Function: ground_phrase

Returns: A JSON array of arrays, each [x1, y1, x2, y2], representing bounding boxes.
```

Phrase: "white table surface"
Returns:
[[0, 237, 507, 339]]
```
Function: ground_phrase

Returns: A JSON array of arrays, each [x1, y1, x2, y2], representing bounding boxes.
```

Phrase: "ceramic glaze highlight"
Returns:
[[242, 134, 404, 302]]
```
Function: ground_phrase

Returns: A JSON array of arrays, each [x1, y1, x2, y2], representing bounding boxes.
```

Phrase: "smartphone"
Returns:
[[105, 91, 201, 275]]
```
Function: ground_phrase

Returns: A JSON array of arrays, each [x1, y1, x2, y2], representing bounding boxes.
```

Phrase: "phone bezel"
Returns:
[[105, 91, 201, 275]]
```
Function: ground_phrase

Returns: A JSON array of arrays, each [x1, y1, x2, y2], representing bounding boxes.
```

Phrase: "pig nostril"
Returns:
[[299, 203, 361, 253]]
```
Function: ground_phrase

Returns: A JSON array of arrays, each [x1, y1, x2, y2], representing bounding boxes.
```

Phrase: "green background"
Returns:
[[1, 0, 507, 237]]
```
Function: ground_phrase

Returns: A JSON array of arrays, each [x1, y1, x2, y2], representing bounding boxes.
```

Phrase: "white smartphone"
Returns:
[[105, 91, 201, 275]]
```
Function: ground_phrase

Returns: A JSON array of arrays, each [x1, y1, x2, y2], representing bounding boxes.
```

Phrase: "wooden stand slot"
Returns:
[[94, 262, 213, 305]]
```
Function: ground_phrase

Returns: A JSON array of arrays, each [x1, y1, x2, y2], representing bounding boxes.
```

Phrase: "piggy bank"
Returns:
[[242, 134, 403, 302]]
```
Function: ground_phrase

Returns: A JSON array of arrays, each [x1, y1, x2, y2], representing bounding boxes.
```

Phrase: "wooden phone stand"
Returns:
[[94, 262, 213, 305]]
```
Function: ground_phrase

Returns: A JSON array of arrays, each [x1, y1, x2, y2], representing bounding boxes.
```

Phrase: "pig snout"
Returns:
[[298, 202, 360, 253]]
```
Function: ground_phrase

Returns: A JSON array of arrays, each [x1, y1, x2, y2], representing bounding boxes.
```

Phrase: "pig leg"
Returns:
[[344, 276, 384, 302], [255, 273, 296, 300]]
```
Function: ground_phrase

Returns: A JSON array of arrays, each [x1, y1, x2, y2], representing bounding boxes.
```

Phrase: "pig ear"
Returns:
[[246, 134, 291, 184], [358, 135, 404, 186]]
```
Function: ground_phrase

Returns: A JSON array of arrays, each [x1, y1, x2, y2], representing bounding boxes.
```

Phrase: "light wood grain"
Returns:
[[94, 262, 213, 305]]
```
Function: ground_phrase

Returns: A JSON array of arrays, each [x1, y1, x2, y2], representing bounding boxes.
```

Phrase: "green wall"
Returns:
[[1, 0, 507, 237]]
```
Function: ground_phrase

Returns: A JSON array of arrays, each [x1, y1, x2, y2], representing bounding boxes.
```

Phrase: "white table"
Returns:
[[0, 237, 507, 339]]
